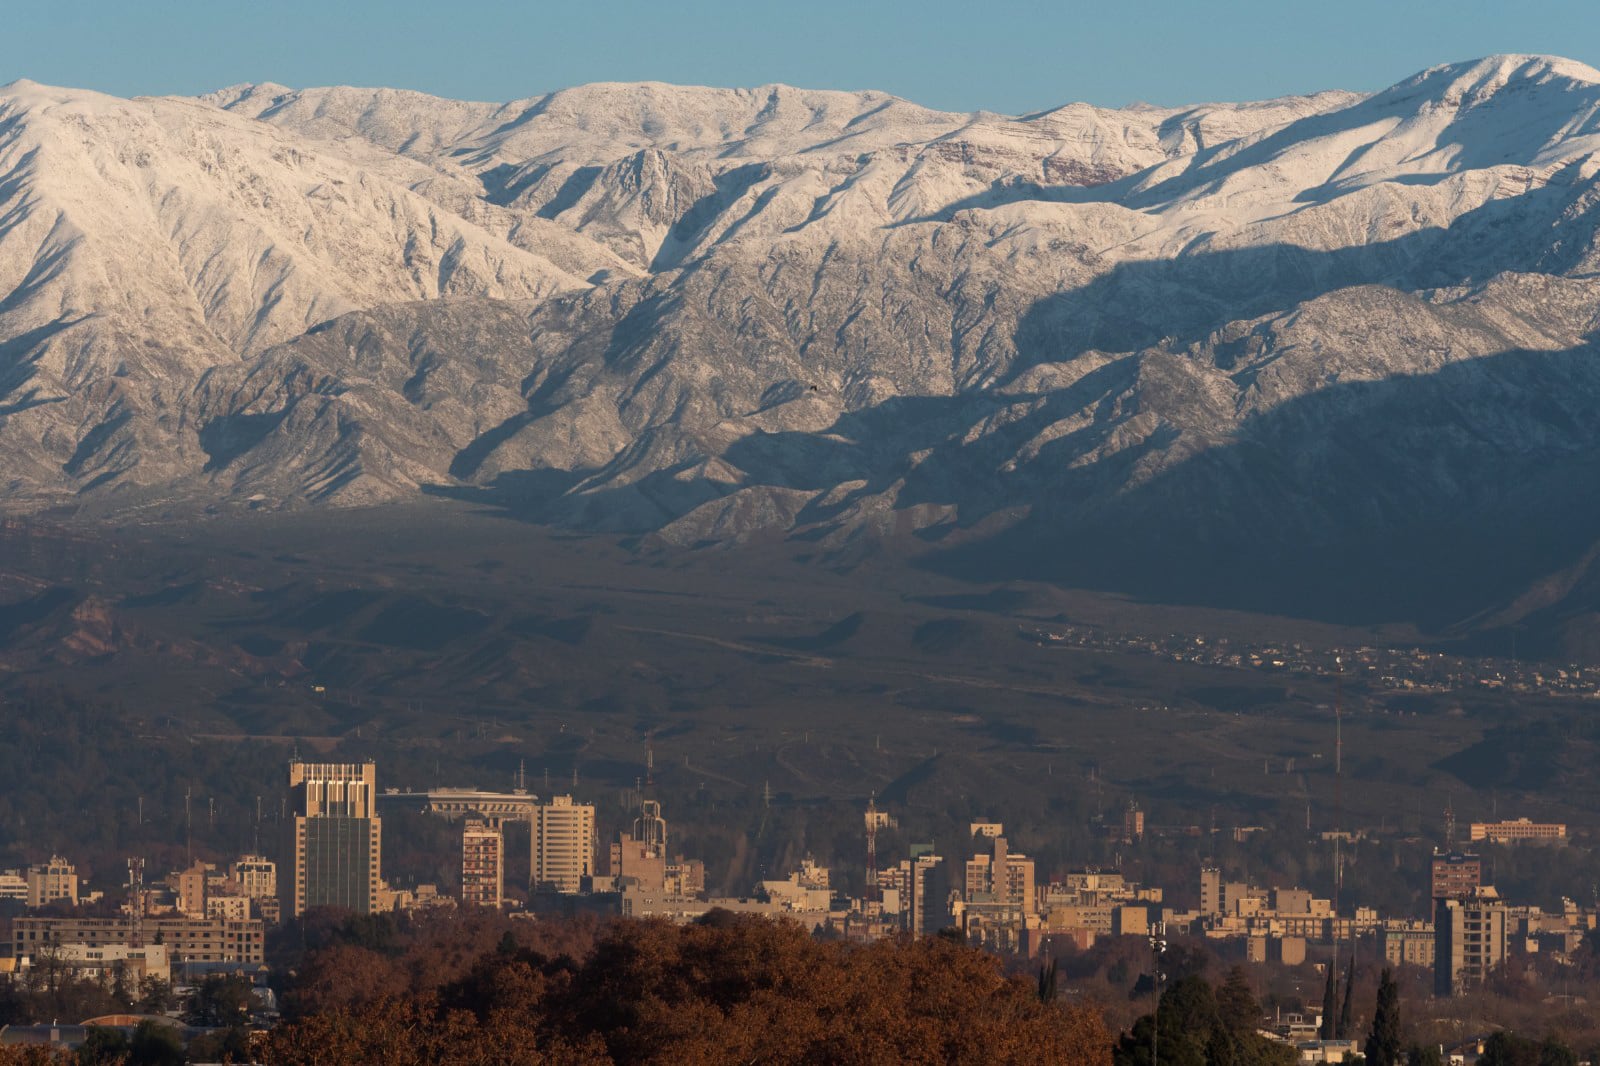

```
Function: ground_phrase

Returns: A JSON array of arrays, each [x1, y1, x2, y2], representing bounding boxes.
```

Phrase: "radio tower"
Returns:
[[865, 793, 880, 915], [1331, 655, 1344, 1028]]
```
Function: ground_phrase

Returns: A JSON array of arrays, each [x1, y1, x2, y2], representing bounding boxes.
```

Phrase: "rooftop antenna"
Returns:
[[1444, 794, 1456, 850], [185, 787, 193, 866], [646, 737, 655, 791], [518, 759, 526, 792]]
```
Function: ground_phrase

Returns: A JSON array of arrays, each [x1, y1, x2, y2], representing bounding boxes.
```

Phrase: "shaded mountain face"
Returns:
[[4, 57, 1600, 636]]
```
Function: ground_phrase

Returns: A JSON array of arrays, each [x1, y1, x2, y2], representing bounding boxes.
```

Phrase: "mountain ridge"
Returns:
[[3, 56, 1600, 640]]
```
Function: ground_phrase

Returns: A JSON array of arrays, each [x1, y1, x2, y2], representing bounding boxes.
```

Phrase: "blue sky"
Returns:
[[6, 0, 1599, 112]]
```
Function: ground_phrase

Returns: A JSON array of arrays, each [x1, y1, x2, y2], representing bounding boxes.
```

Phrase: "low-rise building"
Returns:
[[10, 915, 265, 965], [1379, 921, 1435, 969], [1468, 819, 1566, 845]]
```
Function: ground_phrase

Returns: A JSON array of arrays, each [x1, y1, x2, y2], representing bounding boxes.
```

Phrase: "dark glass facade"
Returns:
[[300, 817, 374, 912]]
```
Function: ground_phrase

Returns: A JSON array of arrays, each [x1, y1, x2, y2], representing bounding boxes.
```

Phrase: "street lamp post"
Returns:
[[1149, 921, 1167, 1065]]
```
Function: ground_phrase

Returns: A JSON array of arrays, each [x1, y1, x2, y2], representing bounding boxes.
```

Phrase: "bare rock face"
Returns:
[[6, 57, 1600, 625]]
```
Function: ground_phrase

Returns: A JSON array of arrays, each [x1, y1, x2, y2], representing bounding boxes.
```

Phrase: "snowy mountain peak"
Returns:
[[1400, 54, 1600, 97]]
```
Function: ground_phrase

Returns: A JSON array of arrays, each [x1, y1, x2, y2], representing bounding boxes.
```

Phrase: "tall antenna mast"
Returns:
[[865, 793, 880, 914], [646, 735, 655, 791], [1331, 654, 1344, 1020]]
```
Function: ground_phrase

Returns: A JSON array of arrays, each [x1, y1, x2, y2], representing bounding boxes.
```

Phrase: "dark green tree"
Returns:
[[128, 1020, 184, 1066], [184, 974, 254, 1028], [1539, 1039, 1578, 1066], [1363, 968, 1401, 1066], [1037, 957, 1059, 1004], [1406, 1045, 1443, 1066], [1479, 1031, 1540, 1066], [1216, 965, 1258, 1036], [1338, 956, 1355, 1039], [1318, 963, 1337, 1040], [76, 1026, 130, 1066]]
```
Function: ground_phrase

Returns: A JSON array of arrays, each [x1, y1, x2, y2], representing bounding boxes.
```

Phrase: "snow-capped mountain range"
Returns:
[[6, 55, 1600, 626]]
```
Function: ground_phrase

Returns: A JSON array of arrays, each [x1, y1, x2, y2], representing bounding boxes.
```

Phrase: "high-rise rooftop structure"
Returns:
[[1429, 851, 1482, 902], [289, 761, 382, 917], [461, 819, 504, 908], [231, 855, 277, 901], [531, 795, 595, 894], [964, 832, 1036, 917], [633, 799, 667, 854]]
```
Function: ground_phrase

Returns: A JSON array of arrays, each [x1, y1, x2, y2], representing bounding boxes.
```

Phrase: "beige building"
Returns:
[[532, 795, 595, 894], [205, 896, 252, 922], [461, 819, 504, 907], [26, 857, 78, 909], [0, 871, 28, 902], [11, 915, 264, 965], [290, 761, 383, 916], [39, 943, 171, 985], [611, 834, 667, 893], [965, 835, 1036, 917], [173, 862, 211, 918], [1469, 819, 1566, 844], [231, 855, 277, 900], [1380, 921, 1436, 969]]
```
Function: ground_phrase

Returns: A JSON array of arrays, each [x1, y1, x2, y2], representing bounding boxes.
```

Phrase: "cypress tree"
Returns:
[[1318, 963, 1337, 1040], [1338, 955, 1356, 1038], [1365, 968, 1402, 1066]]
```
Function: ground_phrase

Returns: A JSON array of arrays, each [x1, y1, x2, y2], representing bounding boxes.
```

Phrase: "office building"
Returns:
[[231, 855, 277, 901], [1435, 889, 1508, 996], [1123, 804, 1145, 844], [290, 761, 382, 917], [880, 849, 952, 938], [531, 795, 595, 894], [461, 819, 504, 908], [11, 915, 265, 965], [1469, 819, 1566, 845], [1430, 852, 1482, 902], [1379, 922, 1436, 969], [26, 857, 78, 909], [964, 832, 1036, 917]]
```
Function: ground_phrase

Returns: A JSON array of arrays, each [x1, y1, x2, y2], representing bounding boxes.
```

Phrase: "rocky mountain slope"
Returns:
[[4, 56, 1600, 632]]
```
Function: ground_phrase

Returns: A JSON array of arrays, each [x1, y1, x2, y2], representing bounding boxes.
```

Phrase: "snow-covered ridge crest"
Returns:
[[2, 53, 1600, 631]]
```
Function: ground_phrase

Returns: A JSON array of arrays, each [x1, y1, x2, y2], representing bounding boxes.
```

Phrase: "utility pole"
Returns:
[[865, 793, 880, 918], [1150, 921, 1167, 1065]]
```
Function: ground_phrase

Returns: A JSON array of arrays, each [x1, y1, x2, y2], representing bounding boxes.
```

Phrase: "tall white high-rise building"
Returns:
[[531, 795, 595, 894]]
